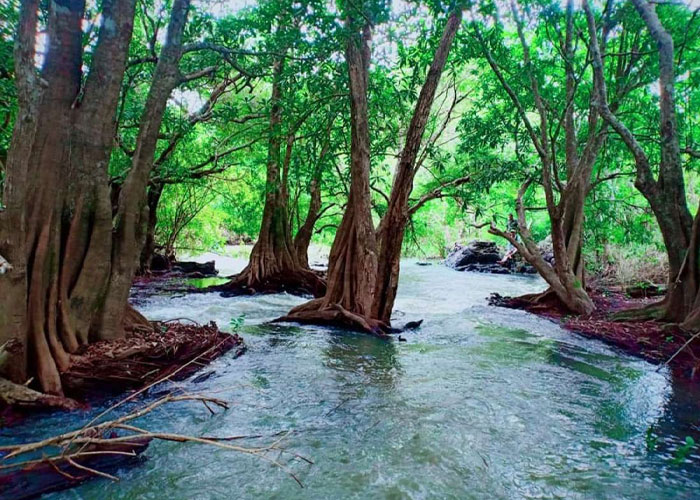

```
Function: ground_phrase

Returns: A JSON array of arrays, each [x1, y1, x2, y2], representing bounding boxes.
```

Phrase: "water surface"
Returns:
[[11, 256, 700, 499]]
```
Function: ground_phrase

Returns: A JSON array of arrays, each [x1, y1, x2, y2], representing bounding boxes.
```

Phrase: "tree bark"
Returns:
[[477, 1, 599, 315], [139, 182, 165, 273], [0, 0, 193, 395], [281, 10, 462, 332], [279, 19, 384, 332], [585, 0, 694, 323], [97, 0, 192, 340], [218, 54, 325, 297], [372, 9, 463, 324]]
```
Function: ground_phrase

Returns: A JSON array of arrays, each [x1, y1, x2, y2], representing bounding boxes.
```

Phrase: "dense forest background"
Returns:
[[1, 0, 698, 288]]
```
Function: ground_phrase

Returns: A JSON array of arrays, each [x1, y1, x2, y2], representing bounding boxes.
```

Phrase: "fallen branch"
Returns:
[[0, 391, 311, 498], [657, 331, 700, 372]]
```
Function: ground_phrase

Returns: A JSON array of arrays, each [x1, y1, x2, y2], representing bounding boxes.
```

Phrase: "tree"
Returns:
[[280, 3, 463, 332], [585, 0, 700, 326], [0, 0, 191, 395]]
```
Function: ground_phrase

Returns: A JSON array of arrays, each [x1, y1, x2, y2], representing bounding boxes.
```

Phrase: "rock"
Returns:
[[445, 240, 502, 269], [537, 236, 555, 265], [172, 260, 218, 276], [149, 252, 171, 272], [445, 240, 539, 275]]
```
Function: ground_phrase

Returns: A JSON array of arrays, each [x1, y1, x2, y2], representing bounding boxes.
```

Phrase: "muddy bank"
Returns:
[[490, 290, 700, 379]]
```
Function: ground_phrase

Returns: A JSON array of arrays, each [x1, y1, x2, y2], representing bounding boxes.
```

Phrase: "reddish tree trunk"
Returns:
[[373, 9, 462, 324], [0, 0, 190, 394], [281, 11, 463, 333], [279, 20, 385, 333]]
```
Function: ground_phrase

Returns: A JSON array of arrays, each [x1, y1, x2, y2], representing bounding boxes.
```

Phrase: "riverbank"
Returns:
[[490, 289, 700, 379], [0, 320, 244, 427]]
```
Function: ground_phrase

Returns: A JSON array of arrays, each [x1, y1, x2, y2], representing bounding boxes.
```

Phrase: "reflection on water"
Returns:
[[8, 258, 698, 499]]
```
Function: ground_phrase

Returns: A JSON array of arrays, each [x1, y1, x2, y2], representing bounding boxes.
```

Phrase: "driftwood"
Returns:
[[0, 378, 82, 412], [0, 437, 152, 500], [0, 391, 312, 498]]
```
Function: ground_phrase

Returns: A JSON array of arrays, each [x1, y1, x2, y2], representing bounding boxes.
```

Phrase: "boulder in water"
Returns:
[[445, 241, 502, 270], [172, 260, 218, 276]]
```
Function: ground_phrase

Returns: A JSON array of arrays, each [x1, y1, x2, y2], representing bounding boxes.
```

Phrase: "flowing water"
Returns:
[[8, 254, 700, 499]]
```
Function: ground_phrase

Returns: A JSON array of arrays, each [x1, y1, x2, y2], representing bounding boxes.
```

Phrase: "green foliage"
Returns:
[[2, 0, 698, 282]]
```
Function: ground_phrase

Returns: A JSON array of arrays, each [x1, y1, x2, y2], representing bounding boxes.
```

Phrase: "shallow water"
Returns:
[[9, 256, 700, 499]]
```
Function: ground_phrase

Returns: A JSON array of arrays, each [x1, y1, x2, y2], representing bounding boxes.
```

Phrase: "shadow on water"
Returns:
[[322, 333, 402, 390]]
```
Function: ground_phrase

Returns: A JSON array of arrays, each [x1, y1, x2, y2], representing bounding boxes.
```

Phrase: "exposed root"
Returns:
[[275, 301, 392, 338], [212, 269, 326, 298], [610, 299, 669, 322]]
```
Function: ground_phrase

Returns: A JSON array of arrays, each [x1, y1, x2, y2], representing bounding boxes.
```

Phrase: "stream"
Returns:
[[9, 254, 700, 499]]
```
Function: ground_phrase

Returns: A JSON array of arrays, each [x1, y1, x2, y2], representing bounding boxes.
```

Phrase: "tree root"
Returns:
[[610, 299, 668, 322], [0, 378, 82, 412], [275, 301, 393, 337], [212, 269, 326, 298]]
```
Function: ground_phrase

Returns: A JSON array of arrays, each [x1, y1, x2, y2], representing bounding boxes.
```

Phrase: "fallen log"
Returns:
[[0, 437, 152, 500], [0, 378, 82, 412], [172, 260, 218, 276]]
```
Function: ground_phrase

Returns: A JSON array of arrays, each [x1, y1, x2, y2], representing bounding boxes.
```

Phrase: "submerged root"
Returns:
[[212, 268, 326, 298]]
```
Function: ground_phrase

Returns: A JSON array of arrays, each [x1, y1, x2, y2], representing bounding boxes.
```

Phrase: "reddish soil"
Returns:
[[490, 290, 700, 379]]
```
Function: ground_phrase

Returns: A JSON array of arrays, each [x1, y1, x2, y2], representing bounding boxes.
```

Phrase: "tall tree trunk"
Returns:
[[372, 9, 462, 324], [293, 119, 334, 268], [478, 0, 599, 315], [585, 0, 693, 322], [0, 0, 138, 394], [217, 56, 325, 297], [279, 21, 384, 333], [97, 0, 191, 340], [281, 11, 465, 332], [0, 0, 191, 394], [293, 170, 323, 269]]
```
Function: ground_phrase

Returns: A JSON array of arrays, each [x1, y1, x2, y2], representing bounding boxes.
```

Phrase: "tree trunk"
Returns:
[[293, 119, 334, 268], [0, 0, 139, 394], [139, 182, 165, 273], [279, 21, 386, 333], [97, 0, 191, 340], [217, 56, 325, 297], [477, 1, 597, 316], [281, 11, 464, 332], [293, 173, 322, 269], [0, 0, 190, 395], [372, 9, 462, 324], [585, 0, 693, 323]]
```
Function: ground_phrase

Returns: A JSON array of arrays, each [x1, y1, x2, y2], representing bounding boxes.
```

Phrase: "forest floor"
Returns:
[[490, 289, 700, 380]]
